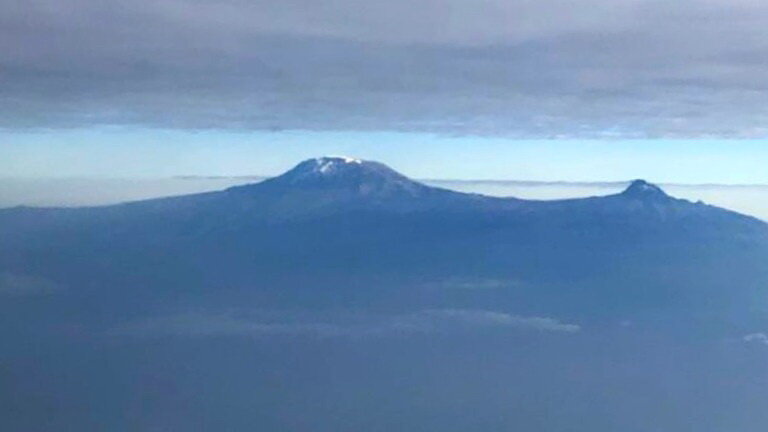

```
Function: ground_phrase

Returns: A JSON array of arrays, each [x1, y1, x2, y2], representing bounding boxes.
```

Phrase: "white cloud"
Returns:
[[393, 309, 581, 334], [111, 309, 580, 338], [743, 333, 768, 345]]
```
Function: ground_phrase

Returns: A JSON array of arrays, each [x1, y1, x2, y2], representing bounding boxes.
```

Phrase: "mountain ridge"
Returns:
[[2, 157, 766, 234], [2, 156, 768, 335], [3, 157, 764, 226]]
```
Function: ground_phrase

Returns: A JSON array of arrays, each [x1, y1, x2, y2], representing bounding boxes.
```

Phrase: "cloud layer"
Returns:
[[111, 309, 580, 338], [4, 0, 768, 137]]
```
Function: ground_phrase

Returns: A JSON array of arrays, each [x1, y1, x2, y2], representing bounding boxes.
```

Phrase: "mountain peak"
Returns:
[[309, 156, 363, 173], [278, 156, 403, 184], [239, 156, 434, 199], [621, 179, 669, 199]]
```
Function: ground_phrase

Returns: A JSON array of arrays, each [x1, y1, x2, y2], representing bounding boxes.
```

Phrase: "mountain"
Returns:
[[221, 156, 472, 216], [238, 156, 427, 195], [3, 157, 768, 432], [2, 156, 766, 320]]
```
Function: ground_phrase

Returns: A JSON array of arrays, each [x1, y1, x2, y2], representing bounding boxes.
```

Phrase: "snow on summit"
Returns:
[[244, 156, 438, 199], [313, 156, 363, 173]]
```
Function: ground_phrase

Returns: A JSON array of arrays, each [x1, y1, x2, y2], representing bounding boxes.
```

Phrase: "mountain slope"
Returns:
[[1, 157, 767, 324], [4, 157, 768, 432]]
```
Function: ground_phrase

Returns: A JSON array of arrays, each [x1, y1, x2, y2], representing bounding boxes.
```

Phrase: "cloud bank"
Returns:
[[111, 309, 580, 338], [4, 0, 768, 137]]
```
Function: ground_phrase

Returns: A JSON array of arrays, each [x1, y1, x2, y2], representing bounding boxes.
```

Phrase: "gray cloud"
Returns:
[[4, 0, 768, 137], [111, 309, 580, 338]]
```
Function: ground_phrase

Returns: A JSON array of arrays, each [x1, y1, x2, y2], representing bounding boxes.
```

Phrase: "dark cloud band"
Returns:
[[3, 0, 768, 137]]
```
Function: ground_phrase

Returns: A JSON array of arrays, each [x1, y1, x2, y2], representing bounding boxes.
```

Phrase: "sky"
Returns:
[[2, 0, 768, 183], [3, 128, 768, 185]]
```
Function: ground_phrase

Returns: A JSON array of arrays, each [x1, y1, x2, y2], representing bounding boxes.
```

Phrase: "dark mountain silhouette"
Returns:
[[3, 157, 768, 432], [1, 156, 766, 321]]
